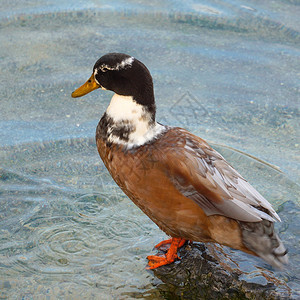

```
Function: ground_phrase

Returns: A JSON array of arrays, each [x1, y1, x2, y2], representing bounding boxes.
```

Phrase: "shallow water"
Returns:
[[0, 1, 299, 299]]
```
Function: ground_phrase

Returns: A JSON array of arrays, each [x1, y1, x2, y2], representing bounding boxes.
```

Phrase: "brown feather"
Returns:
[[96, 127, 254, 252]]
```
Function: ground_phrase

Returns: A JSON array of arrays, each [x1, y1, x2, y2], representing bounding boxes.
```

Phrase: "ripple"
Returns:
[[1, 7, 298, 43], [103, 215, 147, 241], [4, 220, 101, 277], [73, 191, 121, 219], [38, 225, 95, 255], [73, 194, 105, 218], [36, 223, 97, 255]]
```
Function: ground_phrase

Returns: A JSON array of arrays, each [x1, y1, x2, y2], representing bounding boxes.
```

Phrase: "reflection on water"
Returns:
[[0, 139, 299, 298], [0, 0, 299, 298]]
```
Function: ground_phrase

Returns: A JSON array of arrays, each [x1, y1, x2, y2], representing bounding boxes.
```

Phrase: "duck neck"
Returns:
[[97, 94, 164, 147]]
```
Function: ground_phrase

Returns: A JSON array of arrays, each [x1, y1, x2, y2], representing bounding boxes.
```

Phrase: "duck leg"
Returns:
[[154, 238, 187, 250], [147, 237, 187, 269]]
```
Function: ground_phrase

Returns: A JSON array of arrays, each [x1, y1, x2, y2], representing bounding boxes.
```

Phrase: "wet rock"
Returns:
[[151, 242, 291, 299]]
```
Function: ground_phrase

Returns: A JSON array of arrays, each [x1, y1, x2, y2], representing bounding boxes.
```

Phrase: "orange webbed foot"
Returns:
[[147, 237, 187, 269], [146, 254, 179, 269]]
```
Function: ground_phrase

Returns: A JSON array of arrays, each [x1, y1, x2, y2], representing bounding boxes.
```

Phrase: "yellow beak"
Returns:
[[71, 74, 100, 98]]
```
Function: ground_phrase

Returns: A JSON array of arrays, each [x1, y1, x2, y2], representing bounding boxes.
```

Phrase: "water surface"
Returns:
[[0, 1, 299, 298]]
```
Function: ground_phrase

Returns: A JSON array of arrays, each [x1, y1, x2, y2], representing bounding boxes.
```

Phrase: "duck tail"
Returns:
[[240, 219, 288, 269]]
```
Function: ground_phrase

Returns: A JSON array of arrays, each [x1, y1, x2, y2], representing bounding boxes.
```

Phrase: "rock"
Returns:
[[151, 242, 291, 299]]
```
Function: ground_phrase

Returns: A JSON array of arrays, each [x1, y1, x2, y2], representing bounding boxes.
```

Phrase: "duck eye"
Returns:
[[102, 67, 109, 72]]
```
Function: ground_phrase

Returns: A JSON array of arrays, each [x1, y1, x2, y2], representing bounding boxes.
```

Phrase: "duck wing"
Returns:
[[159, 128, 280, 223]]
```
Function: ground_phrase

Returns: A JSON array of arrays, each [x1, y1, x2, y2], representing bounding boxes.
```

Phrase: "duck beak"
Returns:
[[71, 74, 100, 98]]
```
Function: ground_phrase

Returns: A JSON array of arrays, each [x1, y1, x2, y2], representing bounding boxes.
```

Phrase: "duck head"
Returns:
[[71, 53, 165, 147], [71, 53, 156, 120]]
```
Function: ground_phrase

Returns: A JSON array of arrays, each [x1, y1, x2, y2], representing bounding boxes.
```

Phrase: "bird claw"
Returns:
[[147, 238, 187, 269], [146, 254, 179, 269]]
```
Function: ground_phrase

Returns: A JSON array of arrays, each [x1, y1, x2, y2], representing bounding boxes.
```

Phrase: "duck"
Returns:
[[71, 53, 288, 270]]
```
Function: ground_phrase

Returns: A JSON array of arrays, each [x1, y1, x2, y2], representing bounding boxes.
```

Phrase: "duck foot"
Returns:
[[147, 237, 187, 269]]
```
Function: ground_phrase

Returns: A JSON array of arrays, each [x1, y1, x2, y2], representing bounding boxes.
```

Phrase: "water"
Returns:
[[0, 1, 299, 299]]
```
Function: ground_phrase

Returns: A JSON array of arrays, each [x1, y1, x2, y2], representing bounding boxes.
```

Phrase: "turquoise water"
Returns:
[[0, 1, 299, 298]]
